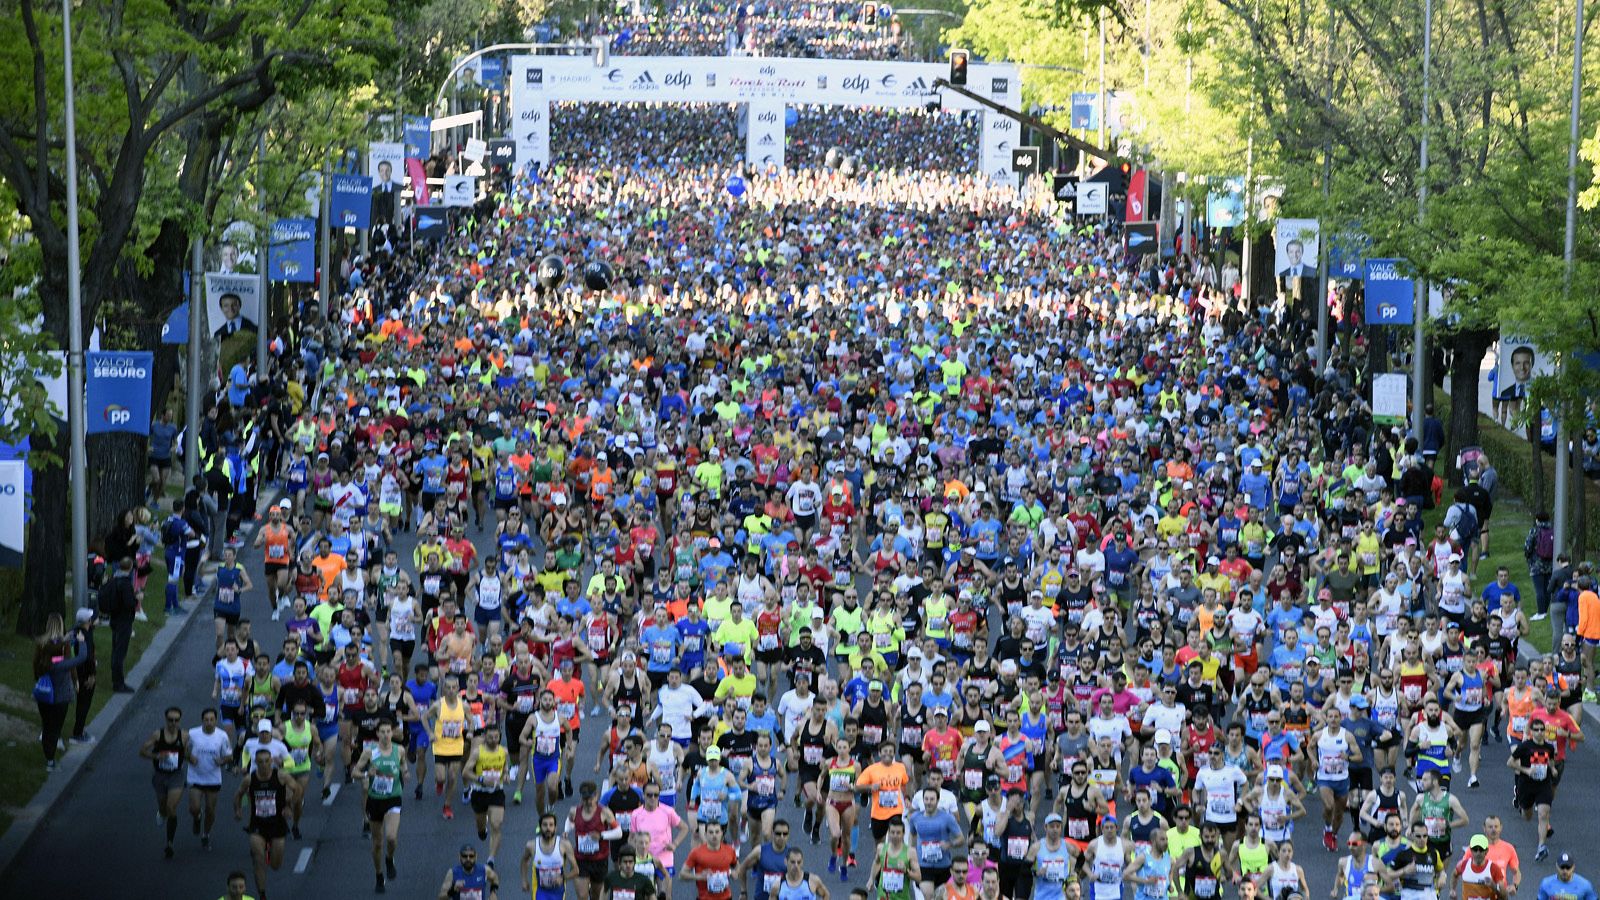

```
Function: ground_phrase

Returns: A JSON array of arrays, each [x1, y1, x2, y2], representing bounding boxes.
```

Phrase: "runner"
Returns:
[[139, 706, 191, 859], [521, 813, 577, 900], [233, 747, 297, 900], [351, 719, 405, 893], [437, 842, 499, 900], [464, 724, 511, 867], [186, 707, 233, 851]]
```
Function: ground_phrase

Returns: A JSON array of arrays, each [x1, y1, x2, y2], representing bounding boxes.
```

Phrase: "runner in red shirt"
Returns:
[[683, 823, 739, 900]]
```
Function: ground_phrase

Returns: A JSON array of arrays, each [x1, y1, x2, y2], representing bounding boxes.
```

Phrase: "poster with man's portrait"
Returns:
[[1274, 218, 1321, 280], [205, 273, 261, 342], [368, 141, 405, 225], [1495, 336, 1549, 399]]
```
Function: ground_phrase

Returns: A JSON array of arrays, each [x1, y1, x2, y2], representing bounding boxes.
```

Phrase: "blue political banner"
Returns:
[[161, 303, 188, 345], [1070, 92, 1099, 130], [1206, 177, 1245, 228], [480, 57, 503, 89], [86, 351, 154, 436], [404, 116, 432, 159], [267, 218, 316, 283], [1328, 228, 1368, 279], [331, 174, 372, 230], [1364, 258, 1415, 325]]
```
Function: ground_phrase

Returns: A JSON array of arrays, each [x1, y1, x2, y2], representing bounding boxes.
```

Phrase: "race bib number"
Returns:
[[159, 750, 181, 772], [920, 841, 943, 864], [1007, 836, 1030, 860], [877, 789, 900, 809], [881, 871, 904, 892], [577, 834, 600, 854], [515, 695, 535, 714], [536, 734, 558, 756], [707, 871, 730, 893], [253, 793, 278, 819], [372, 774, 395, 795], [803, 745, 824, 765]]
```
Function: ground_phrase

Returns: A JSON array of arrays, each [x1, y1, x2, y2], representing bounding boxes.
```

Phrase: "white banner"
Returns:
[[442, 176, 476, 208], [1372, 372, 1408, 423], [746, 101, 786, 172], [463, 138, 488, 162], [1077, 183, 1108, 216], [205, 273, 262, 342], [0, 460, 23, 563], [513, 56, 1020, 179], [979, 112, 1021, 188]]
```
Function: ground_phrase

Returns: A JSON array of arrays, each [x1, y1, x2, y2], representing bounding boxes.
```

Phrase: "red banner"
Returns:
[[406, 157, 431, 206], [1126, 169, 1148, 222]]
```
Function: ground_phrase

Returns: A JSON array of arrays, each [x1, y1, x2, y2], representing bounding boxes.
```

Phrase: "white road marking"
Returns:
[[294, 847, 314, 874]]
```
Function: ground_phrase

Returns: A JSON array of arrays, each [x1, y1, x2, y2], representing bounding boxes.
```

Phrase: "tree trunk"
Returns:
[[1577, 447, 1589, 558], [1445, 327, 1496, 483], [18, 432, 67, 637], [87, 433, 149, 554]]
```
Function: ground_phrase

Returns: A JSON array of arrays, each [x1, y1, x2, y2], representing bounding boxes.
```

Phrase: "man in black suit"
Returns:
[[1277, 239, 1312, 279], [212, 291, 257, 340], [372, 159, 399, 224]]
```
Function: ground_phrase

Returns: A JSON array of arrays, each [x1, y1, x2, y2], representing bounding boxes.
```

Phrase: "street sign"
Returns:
[[1011, 146, 1040, 174]]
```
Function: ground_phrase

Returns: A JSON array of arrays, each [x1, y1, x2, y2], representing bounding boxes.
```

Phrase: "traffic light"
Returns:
[[1119, 161, 1131, 175], [949, 49, 969, 86]]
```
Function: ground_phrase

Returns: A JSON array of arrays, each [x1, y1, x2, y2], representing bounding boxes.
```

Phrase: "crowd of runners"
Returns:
[[56, 4, 1600, 900]]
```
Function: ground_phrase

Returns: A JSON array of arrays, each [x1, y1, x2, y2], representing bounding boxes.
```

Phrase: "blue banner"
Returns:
[[404, 116, 432, 160], [479, 57, 503, 89], [86, 351, 154, 436], [267, 217, 316, 283], [1070, 92, 1099, 131], [1328, 228, 1368, 280], [1364, 258, 1415, 325], [161, 302, 188, 345], [1206, 177, 1245, 228], [331, 174, 372, 230]]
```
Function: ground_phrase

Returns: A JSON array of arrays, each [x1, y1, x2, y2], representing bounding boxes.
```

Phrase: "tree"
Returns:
[[0, 0, 388, 635]]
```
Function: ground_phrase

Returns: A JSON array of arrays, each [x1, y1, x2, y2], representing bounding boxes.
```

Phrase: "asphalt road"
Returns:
[[3, 515, 1596, 900]]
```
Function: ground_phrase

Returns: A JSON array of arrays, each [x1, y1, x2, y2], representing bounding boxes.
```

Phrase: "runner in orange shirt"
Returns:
[[253, 503, 296, 618], [547, 659, 586, 798], [856, 742, 912, 844]]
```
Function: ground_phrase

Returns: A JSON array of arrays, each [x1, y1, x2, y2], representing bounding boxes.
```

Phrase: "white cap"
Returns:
[[1154, 728, 1173, 744], [973, 720, 992, 732], [1267, 764, 1286, 779]]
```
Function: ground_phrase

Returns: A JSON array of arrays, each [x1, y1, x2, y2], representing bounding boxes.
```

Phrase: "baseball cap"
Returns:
[[1468, 834, 1489, 850], [75, 608, 95, 624], [1044, 813, 1064, 825], [1267, 764, 1285, 779], [705, 747, 722, 761], [1349, 694, 1369, 709], [932, 707, 949, 717], [1559, 853, 1576, 867], [869, 681, 885, 692], [973, 720, 991, 732], [257, 719, 273, 733], [1154, 729, 1173, 744], [277, 498, 292, 510]]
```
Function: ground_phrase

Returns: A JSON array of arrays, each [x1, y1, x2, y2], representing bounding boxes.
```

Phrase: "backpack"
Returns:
[[1451, 502, 1479, 544], [1534, 525, 1555, 561]]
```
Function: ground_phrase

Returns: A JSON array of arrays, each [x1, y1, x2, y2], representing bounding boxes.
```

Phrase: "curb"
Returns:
[[0, 491, 279, 880]]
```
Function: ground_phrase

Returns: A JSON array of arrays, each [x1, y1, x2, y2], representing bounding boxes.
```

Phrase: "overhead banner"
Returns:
[[266, 218, 315, 283], [1364, 258, 1415, 325], [85, 351, 153, 436], [1126, 222, 1159, 257], [330, 174, 372, 231], [1076, 182, 1108, 216], [1206, 177, 1244, 228], [1274, 218, 1320, 281], [1126, 169, 1149, 222], [442, 175, 476, 207], [746, 100, 786, 171], [513, 55, 1020, 183], [206, 272, 261, 341], [1069, 92, 1099, 130], [0, 460, 22, 566], [404, 117, 432, 160]]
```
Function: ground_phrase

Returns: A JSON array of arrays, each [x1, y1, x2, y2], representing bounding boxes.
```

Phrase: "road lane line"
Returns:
[[294, 847, 314, 874]]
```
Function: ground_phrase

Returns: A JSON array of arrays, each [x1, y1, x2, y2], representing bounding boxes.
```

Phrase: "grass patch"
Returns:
[[0, 562, 174, 835]]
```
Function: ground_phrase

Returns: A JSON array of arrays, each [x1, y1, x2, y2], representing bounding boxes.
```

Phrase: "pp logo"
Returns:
[[1379, 305, 1399, 320], [105, 405, 132, 426]]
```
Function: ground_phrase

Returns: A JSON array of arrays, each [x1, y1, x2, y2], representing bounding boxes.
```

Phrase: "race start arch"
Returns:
[[510, 55, 1023, 186]]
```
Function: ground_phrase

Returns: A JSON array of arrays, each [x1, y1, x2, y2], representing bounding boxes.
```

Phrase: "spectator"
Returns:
[[99, 556, 140, 693], [32, 612, 88, 771]]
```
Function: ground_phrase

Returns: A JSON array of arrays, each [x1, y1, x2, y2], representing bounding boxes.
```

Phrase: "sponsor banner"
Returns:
[[508, 61, 550, 173], [413, 206, 448, 241], [1126, 169, 1148, 222], [330, 174, 373, 231], [406, 158, 431, 205], [511, 55, 1018, 107], [980, 112, 1020, 188], [746, 101, 786, 171], [85, 351, 153, 436], [487, 139, 517, 170], [0, 459, 21, 564], [1363, 258, 1414, 325], [1076, 182, 1108, 216], [266, 218, 315, 283], [205, 273, 262, 341], [442, 175, 476, 207], [1125, 222, 1159, 257]]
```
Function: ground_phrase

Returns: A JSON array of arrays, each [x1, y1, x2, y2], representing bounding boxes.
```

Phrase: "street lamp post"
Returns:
[[61, 0, 88, 610]]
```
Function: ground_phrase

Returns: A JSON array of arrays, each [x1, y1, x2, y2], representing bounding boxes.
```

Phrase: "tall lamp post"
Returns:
[[61, 0, 88, 609]]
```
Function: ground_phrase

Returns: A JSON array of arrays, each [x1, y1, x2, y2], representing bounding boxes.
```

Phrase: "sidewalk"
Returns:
[[0, 495, 277, 878]]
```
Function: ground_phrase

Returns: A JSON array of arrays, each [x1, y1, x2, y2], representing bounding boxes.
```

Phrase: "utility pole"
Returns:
[[1097, 9, 1107, 152], [1315, 2, 1334, 365], [256, 131, 269, 375], [184, 237, 203, 484], [1556, 0, 1585, 554], [1412, 0, 1433, 443], [61, 0, 87, 608]]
